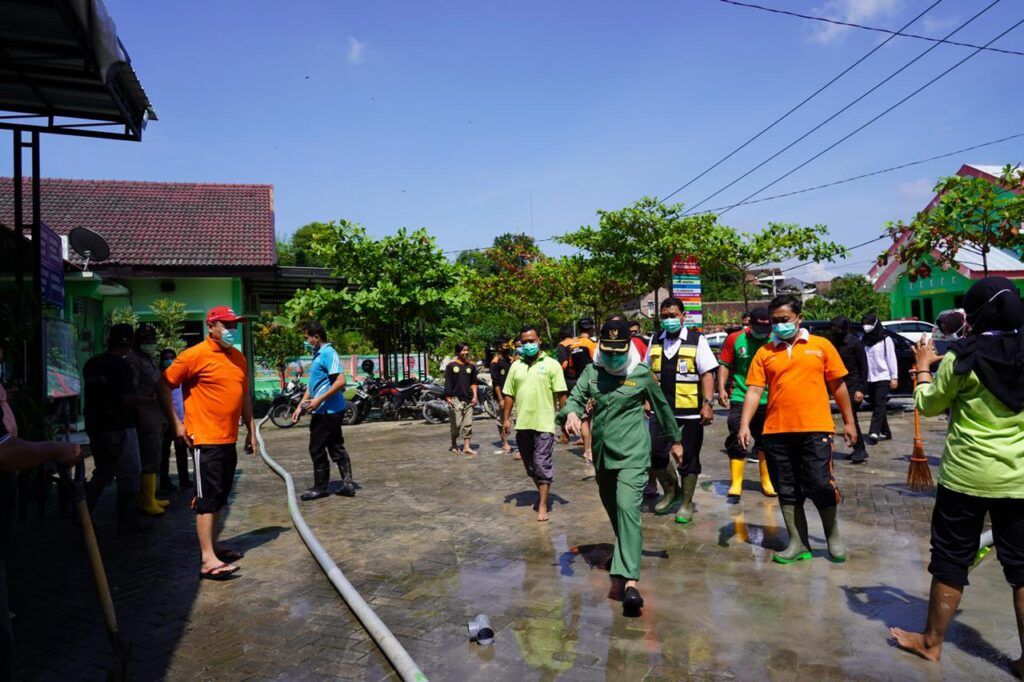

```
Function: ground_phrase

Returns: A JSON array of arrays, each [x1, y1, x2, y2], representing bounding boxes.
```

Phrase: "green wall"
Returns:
[[889, 263, 1024, 320]]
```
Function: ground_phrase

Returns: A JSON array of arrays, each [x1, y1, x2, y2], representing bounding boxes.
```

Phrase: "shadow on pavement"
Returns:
[[503, 490, 570, 508]]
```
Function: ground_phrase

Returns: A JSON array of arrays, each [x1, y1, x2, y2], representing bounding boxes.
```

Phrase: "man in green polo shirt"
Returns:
[[717, 307, 776, 500], [503, 325, 567, 522]]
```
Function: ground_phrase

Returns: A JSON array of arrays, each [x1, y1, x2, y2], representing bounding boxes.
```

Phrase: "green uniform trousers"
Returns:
[[596, 466, 648, 580]]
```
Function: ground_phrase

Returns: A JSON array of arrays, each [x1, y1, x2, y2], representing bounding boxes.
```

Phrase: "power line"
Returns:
[[683, 0, 1001, 216], [701, 131, 1024, 213], [659, 0, 945, 205], [717, 0, 1024, 57], [714, 15, 1024, 217]]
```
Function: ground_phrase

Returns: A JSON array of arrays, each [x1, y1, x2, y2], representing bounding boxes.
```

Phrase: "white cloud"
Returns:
[[810, 0, 902, 44], [347, 37, 366, 64], [897, 177, 935, 202]]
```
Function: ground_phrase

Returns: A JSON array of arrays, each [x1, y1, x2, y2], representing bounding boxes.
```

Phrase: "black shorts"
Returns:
[[930, 484, 1024, 588], [761, 432, 840, 509], [192, 444, 238, 514]]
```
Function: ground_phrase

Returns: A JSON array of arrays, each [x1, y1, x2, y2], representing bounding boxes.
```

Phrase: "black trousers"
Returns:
[[867, 381, 892, 437], [930, 484, 1024, 588], [651, 419, 703, 476], [762, 432, 840, 509], [725, 402, 766, 460], [160, 425, 190, 485], [846, 382, 867, 456], [309, 412, 353, 487]]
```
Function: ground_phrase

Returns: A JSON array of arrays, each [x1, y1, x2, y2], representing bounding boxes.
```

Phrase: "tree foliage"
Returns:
[[881, 165, 1024, 280], [150, 299, 187, 354], [801, 274, 890, 321], [276, 221, 336, 267], [253, 312, 305, 388]]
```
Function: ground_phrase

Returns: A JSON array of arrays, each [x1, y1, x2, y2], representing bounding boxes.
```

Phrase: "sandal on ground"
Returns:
[[199, 563, 239, 581]]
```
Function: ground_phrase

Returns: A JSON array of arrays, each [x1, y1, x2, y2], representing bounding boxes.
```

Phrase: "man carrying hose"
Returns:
[[159, 306, 256, 580]]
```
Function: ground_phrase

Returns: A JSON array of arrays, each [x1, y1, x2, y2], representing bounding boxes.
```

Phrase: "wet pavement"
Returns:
[[10, 402, 1023, 680]]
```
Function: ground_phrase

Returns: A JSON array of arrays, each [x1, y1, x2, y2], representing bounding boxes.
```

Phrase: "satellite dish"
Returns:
[[68, 227, 110, 271]]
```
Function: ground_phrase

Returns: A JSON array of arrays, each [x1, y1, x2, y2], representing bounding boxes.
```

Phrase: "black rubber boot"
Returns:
[[302, 467, 331, 501], [336, 459, 356, 497], [773, 503, 812, 564]]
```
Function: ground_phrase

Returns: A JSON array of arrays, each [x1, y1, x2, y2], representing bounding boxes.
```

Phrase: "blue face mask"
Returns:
[[661, 317, 682, 333], [219, 328, 236, 344], [772, 322, 799, 340], [603, 352, 628, 371], [520, 342, 539, 357], [304, 341, 316, 353], [161, 359, 173, 370]]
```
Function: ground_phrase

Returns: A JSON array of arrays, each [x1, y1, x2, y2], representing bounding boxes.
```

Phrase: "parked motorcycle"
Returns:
[[269, 380, 306, 428]]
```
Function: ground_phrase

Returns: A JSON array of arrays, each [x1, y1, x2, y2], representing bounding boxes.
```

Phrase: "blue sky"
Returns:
[[4, 0, 1022, 281]]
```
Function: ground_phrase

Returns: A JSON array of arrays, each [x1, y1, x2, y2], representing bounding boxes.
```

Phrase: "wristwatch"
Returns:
[[703, 398, 715, 407]]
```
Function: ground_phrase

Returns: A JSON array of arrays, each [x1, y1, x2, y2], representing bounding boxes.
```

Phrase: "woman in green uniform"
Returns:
[[558, 319, 683, 616]]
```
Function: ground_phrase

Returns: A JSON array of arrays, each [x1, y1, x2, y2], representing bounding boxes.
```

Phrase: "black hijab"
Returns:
[[861, 313, 885, 346], [830, 316, 852, 346], [951, 277, 1024, 412]]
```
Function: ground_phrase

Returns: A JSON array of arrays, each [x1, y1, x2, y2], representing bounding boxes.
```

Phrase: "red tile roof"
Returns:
[[0, 177, 275, 268]]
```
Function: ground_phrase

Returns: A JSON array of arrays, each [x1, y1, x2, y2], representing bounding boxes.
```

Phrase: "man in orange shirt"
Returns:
[[159, 306, 256, 580], [739, 294, 857, 564]]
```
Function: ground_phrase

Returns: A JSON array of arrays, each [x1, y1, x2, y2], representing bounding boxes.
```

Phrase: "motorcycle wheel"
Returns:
[[422, 401, 449, 425], [483, 397, 500, 420], [341, 403, 358, 426], [269, 402, 295, 429]]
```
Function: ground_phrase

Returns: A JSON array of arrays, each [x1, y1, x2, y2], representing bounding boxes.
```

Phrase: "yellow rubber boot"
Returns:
[[758, 451, 778, 497], [727, 459, 744, 499], [137, 473, 166, 516], [156, 492, 170, 508]]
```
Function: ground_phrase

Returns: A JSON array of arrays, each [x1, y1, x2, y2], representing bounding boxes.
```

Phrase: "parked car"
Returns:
[[704, 331, 729, 352], [882, 319, 936, 344], [801, 321, 914, 397]]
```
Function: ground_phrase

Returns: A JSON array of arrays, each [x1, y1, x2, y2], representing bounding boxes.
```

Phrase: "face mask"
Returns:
[[862, 324, 875, 333], [520, 342, 539, 357], [500, 348, 510, 357], [219, 328, 236, 345], [603, 352, 628, 371], [773, 322, 798, 340], [661, 318, 682, 333], [304, 341, 316, 352], [140, 343, 158, 355], [161, 359, 173, 370], [750, 329, 769, 340]]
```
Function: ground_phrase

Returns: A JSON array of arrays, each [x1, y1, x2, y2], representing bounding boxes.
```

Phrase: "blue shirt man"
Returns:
[[309, 342, 347, 414], [296, 322, 356, 501]]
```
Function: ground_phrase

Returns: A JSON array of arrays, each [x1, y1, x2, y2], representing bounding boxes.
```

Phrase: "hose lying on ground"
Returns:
[[254, 416, 428, 682]]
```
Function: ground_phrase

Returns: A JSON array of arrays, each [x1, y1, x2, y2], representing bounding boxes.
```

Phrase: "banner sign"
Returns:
[[672, 255, 702, 328], [39, 222, 65, 308]]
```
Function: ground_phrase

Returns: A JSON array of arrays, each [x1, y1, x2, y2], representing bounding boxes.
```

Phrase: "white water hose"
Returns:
[[255, 417, 428, 682]]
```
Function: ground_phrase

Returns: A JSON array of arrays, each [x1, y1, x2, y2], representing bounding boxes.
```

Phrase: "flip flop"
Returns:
[[199, 563, 239, 581], [216, 549, 244, 562]]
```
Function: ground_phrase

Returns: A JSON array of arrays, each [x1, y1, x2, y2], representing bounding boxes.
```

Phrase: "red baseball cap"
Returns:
[[206, 306, 246, 324]]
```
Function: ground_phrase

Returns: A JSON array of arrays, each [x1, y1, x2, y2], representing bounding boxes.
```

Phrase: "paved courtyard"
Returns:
[[10, 404, 1022, 680]]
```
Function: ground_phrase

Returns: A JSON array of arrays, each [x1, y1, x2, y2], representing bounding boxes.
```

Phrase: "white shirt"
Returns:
[[865, 336, 898, 382], [645, 328, 719, 420]]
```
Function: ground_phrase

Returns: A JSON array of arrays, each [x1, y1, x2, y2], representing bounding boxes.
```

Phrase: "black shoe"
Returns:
[[623, 586, 644, 617], [866, 433, 879, 446], [335, 483, 356, 497], [850, 451, 868, 464], [300, 487, 330, 501]]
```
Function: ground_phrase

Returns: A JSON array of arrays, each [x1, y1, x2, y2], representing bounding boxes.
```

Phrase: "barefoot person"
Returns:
[[445, 342, 479, 455], [739, 294, 857, 564], [557, 319, 683, 616], [891, 278, 1024, 674], [503, 325, 567, 522], [159, 306, 256, 580]]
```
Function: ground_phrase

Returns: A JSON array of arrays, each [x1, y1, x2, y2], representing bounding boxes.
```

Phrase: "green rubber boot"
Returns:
[[653, 467, 679, 515], [674, 474, 698, 524], [773, 503, 812, 564], [818, 505, 847, 562]]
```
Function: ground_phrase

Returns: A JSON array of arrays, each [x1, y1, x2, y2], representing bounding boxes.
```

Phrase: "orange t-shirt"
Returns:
[[164, 338, 248, 445], [745, 331, 847, 435]]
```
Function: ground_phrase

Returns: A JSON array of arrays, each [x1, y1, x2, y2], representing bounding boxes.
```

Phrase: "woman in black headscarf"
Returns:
[[830, 316, 869, 463], [891, 277, 1024, 674], [861, 312, 898, 443]]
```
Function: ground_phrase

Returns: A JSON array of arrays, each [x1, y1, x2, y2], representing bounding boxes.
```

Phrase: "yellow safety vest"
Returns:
[[649, 334, 702, 414]]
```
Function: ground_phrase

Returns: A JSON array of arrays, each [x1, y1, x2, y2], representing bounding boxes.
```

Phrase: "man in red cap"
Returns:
[[159, 306, 256, 580]]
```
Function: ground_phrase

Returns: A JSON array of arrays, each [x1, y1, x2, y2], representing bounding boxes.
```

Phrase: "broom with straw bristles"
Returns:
[[906, 364, 934, 491]]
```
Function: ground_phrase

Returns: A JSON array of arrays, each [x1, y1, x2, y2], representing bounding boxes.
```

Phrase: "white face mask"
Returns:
[[862, 324, 874, 333]]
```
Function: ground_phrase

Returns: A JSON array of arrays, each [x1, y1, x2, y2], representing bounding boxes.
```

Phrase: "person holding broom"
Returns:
[[891, 277, 1024, 675], [557, 319, 683, 616]]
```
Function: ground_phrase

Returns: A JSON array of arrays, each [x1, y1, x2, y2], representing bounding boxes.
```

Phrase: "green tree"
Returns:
[[150, 299, 188, 354], [253, 312, 305, 388], [881, 164, 1024, 279], [278, 221, 335, 268], [802, 274, 890, 321], [276, 239, 295, 266], [285, 220, 470, 352], [107, 305, 139, 327]]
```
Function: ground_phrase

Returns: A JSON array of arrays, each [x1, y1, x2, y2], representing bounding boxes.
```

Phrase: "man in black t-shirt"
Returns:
[[83, 324, 148, 532], [489, 336, 515, 455], [444, 342, 479, 455], [0, 381, 81, 680]]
